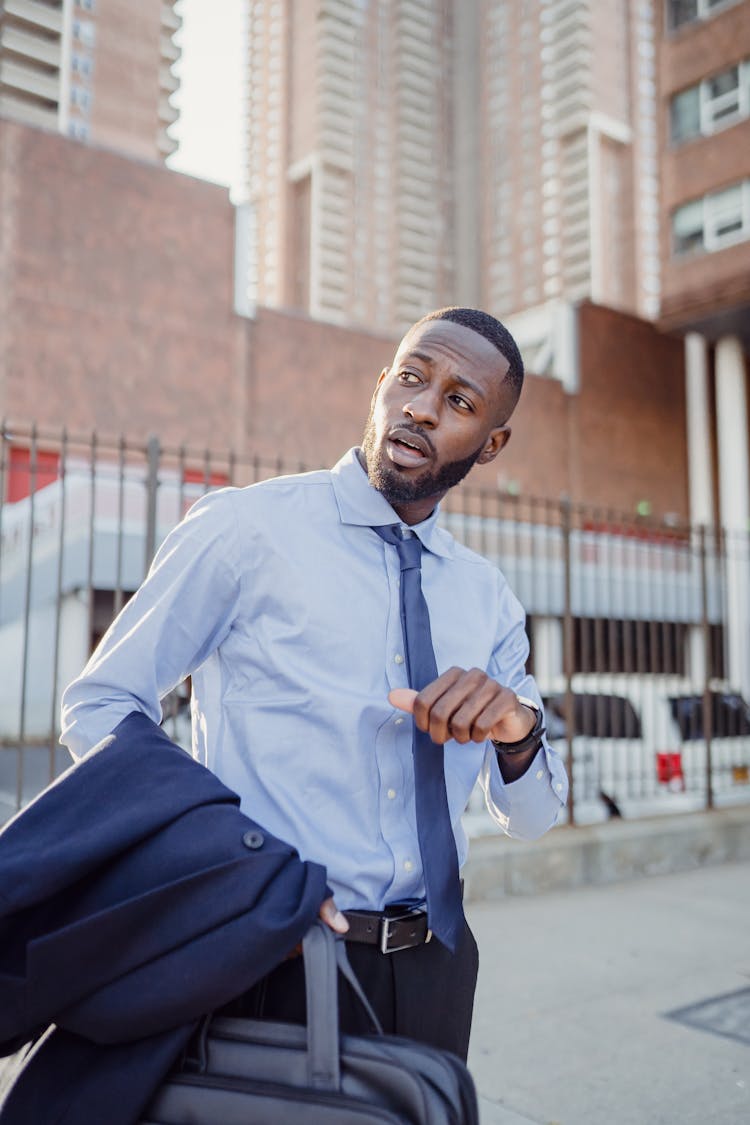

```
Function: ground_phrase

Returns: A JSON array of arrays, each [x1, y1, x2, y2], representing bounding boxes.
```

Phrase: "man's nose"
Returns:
[[403, 393, 439, 427]]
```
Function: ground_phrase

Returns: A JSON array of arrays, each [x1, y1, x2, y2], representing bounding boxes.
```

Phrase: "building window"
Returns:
[[72, 19, 96, 47], [670, 61, 749, 142], [70, 86, 92, 112], [706, 183, 745, 243], [672, 180, 750, 254], [670, 85, 701, 141], [667, 0, 740, 30], [71, 53, 94, 78], [68, 121, 90, 142], [76, 0, 95, 11]]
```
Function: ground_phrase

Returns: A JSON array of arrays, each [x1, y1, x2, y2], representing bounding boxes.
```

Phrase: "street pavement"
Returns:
[[467, 860, 750, 1125]]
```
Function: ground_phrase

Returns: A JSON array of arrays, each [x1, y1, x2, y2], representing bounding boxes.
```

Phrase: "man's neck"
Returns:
[[355, 449, 440, 526]]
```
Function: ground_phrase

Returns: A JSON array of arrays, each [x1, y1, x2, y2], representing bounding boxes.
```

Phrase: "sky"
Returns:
[[166, 0, 245, 201]]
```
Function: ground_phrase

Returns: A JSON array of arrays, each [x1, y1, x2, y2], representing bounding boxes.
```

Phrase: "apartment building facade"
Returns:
[[656, 0, 750, 699], [241, 1, 661, 338], [242, 0, 461, 330], [0, 0, 181, 161]]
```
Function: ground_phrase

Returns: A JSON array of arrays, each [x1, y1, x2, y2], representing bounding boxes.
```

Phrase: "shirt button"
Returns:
[[387, 788, 397, 799], [535, 769, 544, 780], [403, 859, 414, 872], [394, 716, 404, 725], [394, 654, 404, 665], [555, 782, 563, 792], [242, 830, 264, 850]]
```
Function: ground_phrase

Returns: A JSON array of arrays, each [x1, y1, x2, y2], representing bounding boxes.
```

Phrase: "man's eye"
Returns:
[[451, 395, 473, 411], [398, 371, 421, 384]]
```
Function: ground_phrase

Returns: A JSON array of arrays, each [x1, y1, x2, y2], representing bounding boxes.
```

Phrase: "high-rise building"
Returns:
[[0, 0, 181, 161], [241, 0, 662, 339], [479, 0, 661, 322], [243, 0, 459, 330]]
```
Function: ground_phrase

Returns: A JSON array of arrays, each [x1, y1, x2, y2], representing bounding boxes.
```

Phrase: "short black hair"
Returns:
[[413, 306, 524, 398]]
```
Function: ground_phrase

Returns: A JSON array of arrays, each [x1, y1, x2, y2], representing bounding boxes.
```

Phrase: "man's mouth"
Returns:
[[386, 428, 433, 469]]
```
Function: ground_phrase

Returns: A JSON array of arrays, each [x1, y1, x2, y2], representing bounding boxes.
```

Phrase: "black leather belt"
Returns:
[[343, 906, 432, 954]]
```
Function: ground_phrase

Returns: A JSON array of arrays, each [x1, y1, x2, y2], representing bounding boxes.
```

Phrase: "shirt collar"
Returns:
[[330, 448, 454, 559]]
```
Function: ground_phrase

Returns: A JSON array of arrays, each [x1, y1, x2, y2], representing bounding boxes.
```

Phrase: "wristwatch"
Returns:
[[491, 696, 546, 756]]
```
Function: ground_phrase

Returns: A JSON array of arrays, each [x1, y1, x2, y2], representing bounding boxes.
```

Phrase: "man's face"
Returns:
[[361, 319, 513, 521]]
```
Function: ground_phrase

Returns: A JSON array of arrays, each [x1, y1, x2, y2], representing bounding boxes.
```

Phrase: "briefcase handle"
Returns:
[[301, 922, 383, 1093]]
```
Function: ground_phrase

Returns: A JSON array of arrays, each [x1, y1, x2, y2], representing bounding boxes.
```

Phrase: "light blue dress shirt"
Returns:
[[61, 449, 568, 911]]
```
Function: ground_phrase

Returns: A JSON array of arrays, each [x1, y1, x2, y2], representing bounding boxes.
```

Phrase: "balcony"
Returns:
[[0, 90, 58, 128], [0, 24, 61, 67], [159, 65, 179, 94], [157, 127, 178, 157], [3, 0, 63, 35], [161, 3, 182, 34], [158, 96, 179, 126], [0, 57, 60, 102]]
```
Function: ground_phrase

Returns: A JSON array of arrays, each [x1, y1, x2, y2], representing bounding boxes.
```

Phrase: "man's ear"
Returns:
[[477, 425, 511, 464], [371, 367, 389, 404]]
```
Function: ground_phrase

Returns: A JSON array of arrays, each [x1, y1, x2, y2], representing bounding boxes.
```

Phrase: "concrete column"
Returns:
[[684, 333, 714, 528], [531, 617, 564, 693], [715, 335, 750, 697], [685, 334, 716, 693]]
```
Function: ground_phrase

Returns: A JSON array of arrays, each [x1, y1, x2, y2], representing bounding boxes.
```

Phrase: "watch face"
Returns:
[[516, 695, 540, 714]]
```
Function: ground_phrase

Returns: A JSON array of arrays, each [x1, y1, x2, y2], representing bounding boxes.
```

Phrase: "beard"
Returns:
[[360, 407, 485, 508]]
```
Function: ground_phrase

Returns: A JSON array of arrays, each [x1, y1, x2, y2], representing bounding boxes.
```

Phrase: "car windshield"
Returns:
[[668, 692, 750, 740], [543, 694, 642, 739]]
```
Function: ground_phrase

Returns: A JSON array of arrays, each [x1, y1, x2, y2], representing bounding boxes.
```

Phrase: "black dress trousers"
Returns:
[[224, 918, 479, 1062]]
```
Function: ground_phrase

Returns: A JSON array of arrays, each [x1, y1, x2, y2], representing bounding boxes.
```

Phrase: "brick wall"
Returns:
[[0, 119, 242, 449], [658, 0, 750, 327], [0, 119, 691, 520], [573, 302, 688, 519]]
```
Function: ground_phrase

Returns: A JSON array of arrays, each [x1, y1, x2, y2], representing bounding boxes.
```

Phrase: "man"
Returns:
[[61, 306, 568, 1062]]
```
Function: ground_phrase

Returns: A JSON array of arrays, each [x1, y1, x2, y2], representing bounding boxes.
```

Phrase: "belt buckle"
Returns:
[[379, 908, 432, 954]]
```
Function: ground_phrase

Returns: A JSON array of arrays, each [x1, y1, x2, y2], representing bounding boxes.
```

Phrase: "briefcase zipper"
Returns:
[[167, 1072, 405, 1122]]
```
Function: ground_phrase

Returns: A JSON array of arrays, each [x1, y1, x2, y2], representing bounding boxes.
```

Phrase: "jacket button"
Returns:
[[242, 830, 264, 850]]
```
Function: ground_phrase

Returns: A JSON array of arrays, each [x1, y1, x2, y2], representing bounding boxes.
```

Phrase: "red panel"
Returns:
[[181, 468, 229, 487], [656, 752, 685, 791], [6, 447, 61, 502]]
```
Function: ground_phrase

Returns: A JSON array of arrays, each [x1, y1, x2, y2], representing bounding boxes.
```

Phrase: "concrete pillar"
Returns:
[[684, 333, 714, 528], [715, 335, 750, 697], [687, 626, 706, 689], [684, 334, 716, 692], [531, 617, 564, 692]]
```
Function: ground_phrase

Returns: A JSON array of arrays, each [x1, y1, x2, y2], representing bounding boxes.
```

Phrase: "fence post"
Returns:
[[699, 524, 714, 810], [561, 496, 575, 826], [144, 434, 161, 574], [17, 424, 38, 809]]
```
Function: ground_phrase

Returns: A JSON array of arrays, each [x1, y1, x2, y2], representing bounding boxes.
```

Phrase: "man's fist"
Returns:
[[389, 667, 536, 746]]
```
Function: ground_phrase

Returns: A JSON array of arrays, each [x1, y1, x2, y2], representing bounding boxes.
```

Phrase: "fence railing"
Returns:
[[2, 421, 749, 829]]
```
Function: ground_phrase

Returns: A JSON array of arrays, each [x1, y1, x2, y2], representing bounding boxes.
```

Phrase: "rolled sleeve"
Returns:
[[479, 576, 568, 838], [481, 739, 568, 840]]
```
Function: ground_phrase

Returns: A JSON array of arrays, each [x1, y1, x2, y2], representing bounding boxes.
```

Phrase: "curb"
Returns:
[[463, 804, 750, 901]]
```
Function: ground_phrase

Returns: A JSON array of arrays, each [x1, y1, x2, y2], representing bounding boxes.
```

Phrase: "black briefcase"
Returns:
[[142, 922, 479, 1124]]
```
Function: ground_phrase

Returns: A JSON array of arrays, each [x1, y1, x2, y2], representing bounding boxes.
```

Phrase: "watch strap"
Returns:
[[492, 698, 546, 756]]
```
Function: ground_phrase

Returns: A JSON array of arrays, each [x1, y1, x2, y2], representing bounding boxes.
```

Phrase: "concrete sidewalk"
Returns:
[[466, 860, 750, 1125]]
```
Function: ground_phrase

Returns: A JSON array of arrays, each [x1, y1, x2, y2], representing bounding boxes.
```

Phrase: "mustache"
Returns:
[[387, 422, 436, 458]]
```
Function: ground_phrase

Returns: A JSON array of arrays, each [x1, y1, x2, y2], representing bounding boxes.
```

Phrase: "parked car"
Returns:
[[540, 676, 750, 823]]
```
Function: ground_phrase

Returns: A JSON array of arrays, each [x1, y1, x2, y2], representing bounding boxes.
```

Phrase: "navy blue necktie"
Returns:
[[374, 524, 463, 952]]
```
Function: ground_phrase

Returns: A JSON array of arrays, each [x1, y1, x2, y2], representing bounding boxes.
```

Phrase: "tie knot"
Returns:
[[373, 524, 423, 572]]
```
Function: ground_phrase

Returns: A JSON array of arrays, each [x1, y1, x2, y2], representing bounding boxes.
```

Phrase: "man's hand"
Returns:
[[319, 895, 349, 935], [389, 667, 536, 746]]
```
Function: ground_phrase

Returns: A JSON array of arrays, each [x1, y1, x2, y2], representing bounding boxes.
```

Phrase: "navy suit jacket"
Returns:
[[0, 712, 327, 1124]]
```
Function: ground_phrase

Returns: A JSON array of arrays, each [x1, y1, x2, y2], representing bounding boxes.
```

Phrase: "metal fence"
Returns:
[[2, 420, 749, 829]]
